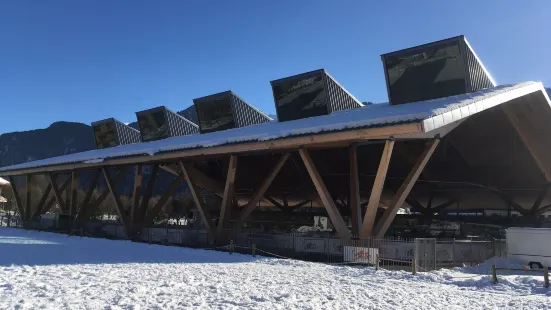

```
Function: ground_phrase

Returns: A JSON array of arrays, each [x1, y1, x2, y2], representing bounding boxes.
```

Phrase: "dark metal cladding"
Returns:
[[91, 118, 140, 149], [271, 69, 362, 122], [164, 107, 200, 137], [193, 91, 271, 134], [462, 39, 495, 92], [230, 93, 272, 128], [381, 35, 495, 105], [113, 119, 141, 145], [135, 106, 198, 142], [324, 71, 363, 113]]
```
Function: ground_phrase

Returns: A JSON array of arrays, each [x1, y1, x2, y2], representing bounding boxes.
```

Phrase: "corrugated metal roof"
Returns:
[[0, 81, 546, 173]]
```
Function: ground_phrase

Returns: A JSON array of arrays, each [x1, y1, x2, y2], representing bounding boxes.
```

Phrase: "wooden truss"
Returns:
[[5, 137, 442, 240]]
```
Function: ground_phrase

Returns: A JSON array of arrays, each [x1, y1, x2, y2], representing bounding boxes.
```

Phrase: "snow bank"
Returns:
[[0, 228, 549, 309], [456, 256, 528, 274]]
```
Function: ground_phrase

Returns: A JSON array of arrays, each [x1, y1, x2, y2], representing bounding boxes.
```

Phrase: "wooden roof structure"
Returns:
[[1, 82, 550, 239]]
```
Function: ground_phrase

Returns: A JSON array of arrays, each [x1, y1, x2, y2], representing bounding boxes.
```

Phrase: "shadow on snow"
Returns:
[[0, 227, 261, 266]]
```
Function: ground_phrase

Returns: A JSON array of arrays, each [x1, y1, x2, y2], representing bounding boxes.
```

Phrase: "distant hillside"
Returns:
[[0, 122, 95, 167], [0, 106, 198, 168], [546, 87, 550, 98]]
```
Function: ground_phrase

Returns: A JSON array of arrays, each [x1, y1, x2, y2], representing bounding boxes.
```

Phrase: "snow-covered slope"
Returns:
[[0, 228, 549, 309]]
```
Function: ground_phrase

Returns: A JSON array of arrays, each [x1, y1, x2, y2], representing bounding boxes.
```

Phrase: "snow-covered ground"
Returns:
[[0, 228, 549, 309]]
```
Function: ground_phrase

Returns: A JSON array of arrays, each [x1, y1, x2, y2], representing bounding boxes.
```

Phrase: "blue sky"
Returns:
[[0, 0, 549, 133]]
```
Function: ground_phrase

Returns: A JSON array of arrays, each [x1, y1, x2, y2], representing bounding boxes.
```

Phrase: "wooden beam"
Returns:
[[102, 167, 130, 232], [41, 177, 71, 216], [139, 164, 159, 222], [292, 200, 311, 209], [361, 140, 394, 237], [265, 196, 284, 210], [349, 145, 361, 235], [394, 143, 437, 180], [266, 196, 310, 212], [234, 153, 289, 229], [25, 174, 32, 221], [218, 155, 238, 232], [48, 173, 67, 214], [427, 194, 434, 209], [535, 203, 551, 216], [31, 184, 52, 219], [490, 190, 529, 216], [76, 170, 101, 220], [69, 171, 79, 218], [8, 176, 25, 219], [76, 168, 124, 227], [531, 183, 550, 215], [142, 171, 186, 225], [405, 197, 427, 214], [374, 139, 440, 237], [0, 123, 423, 177], [502, 96, 551, 182], [299, 149, 352, 240], [160, 163, 224, 197], [180, 161, 216, 236], [130, 164, 142, 230]]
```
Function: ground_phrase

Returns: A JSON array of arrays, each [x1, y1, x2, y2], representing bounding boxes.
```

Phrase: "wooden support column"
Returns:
[[531, 183, 551, 215], [41, 178, 71, 216], [31, 184, 52, 219], [361, 140, 394, 237], [374, 139, 439, 237], [25, 174, 32, 221], [491, 190, 529, 216], [102, 167, 130, 232], [130, 165, 142, 230], [75, 170, 101, 222], [218, 155, 238, 233], [8, 176, 25, 220], [143, 171, 186, 224], [299, 149, 352, 240], [75, 169, 124, 227], [265, 196, 284, 210], [265, 196, 310, 212], [234, 153, 289, 229], [139, 164, 159, 223], [69, 171, 79, 218], [48, 173, 67, 214], [349, 145, 361, 235], [180, 161, 216, 236], [535, 204, 551, 216], [160, 164, 224, 197]]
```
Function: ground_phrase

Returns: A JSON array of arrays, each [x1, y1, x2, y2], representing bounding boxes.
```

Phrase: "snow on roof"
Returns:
[[0, 82, 545, 173]]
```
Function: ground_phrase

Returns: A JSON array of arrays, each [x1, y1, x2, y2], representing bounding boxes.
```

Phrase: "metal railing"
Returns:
[[0, 219, 506, 272]]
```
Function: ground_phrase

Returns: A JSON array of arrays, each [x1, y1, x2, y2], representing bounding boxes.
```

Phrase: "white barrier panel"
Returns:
[[380, 242, 414, 261], [344, 246, 379, 264]]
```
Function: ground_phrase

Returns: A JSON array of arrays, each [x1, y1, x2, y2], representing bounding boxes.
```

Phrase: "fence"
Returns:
[[0, 214, 21, 228], [0, 218, 506, 272]]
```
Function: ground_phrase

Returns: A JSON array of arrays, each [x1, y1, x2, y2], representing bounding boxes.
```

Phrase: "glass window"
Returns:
[[137, 110, 169, 142], [385, 42, 466, 105], [196, 96, 235, 133], [272, 72, 328, 122], [93, 122, 118, 149]]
